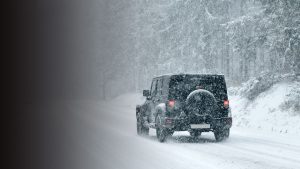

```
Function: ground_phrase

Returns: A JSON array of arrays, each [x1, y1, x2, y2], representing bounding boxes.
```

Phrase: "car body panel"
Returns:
[[137, 74, 231, 132]]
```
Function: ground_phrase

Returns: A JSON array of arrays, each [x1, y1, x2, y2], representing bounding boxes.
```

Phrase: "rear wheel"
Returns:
[[214, 128, 230, 142], [136, 113, 149, 136], [156, 115, 170, 142]]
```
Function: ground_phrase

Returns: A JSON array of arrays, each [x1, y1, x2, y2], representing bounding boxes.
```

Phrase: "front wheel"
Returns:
[[137, 113, 149, 136], [214, 128, 230, 142]]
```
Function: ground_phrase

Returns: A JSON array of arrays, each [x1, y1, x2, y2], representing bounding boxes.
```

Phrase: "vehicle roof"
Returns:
[[153, 74, 224, 80]]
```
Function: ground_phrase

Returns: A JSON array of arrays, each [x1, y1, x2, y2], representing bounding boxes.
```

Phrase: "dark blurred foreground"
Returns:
[[9, 1, 107, 169]]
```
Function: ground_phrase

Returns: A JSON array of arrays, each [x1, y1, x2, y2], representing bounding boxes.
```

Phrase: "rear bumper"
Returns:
[[163, 116, 232, 131]]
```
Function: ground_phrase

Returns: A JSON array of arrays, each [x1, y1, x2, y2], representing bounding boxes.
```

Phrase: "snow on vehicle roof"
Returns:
[[153, 73, 225, 79]]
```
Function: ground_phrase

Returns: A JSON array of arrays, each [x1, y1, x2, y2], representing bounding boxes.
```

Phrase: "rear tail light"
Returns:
[[168, 100, 175, 108], [224, 100, 229, 108]]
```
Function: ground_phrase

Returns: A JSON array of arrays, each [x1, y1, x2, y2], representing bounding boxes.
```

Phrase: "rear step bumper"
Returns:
[[162, 117, 232, 131]]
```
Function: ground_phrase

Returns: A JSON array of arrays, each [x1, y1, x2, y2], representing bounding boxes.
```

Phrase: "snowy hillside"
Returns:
[[230, 79, 300, 134]]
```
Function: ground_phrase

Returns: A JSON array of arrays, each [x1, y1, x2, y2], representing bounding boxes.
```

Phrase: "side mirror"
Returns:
[[143, 90, 150, 97]]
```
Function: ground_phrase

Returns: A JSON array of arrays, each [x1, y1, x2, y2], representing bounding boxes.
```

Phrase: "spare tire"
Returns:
[[185, 89, 217, 116]]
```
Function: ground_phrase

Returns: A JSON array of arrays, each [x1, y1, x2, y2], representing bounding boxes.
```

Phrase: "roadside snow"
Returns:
[[230, 81, 300, 134]]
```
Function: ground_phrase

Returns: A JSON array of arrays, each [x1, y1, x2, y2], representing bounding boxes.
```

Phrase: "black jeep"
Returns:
[[136, 74, 232, 142]]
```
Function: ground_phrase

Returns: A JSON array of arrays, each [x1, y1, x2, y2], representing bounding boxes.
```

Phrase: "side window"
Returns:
[[157, 78, 163, 95], [161, 78, 164, 95], [163, 77, 168, 95], [154, 79, 158, 96], [150, 80, 157, 96]]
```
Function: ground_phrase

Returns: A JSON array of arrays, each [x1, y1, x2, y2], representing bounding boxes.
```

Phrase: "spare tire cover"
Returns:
[[185, 89, 217, 116]]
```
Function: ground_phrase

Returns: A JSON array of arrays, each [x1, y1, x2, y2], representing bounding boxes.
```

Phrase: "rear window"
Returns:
[[168, 75, 227, 101]]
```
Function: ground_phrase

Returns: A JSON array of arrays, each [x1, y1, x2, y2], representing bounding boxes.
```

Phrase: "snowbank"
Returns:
[[230, 81, 300, 134]]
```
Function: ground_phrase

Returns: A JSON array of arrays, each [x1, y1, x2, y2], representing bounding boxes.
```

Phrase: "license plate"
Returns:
[[190, 124, 210, 129]]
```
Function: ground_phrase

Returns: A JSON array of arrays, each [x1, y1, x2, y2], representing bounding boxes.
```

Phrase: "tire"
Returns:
[[214, 128, 230, 142], [136, 113, 149, 136], [189, 130, 202, 137], [185, 89, 217, 117], [155, 115, 169, 142]]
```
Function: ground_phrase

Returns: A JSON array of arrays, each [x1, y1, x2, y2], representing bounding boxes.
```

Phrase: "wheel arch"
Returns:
[[154, 103, 166, 118], [136, 105, 141, 117]]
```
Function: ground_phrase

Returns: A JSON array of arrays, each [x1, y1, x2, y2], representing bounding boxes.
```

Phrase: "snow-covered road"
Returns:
[[75, 94, 300, 169]]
